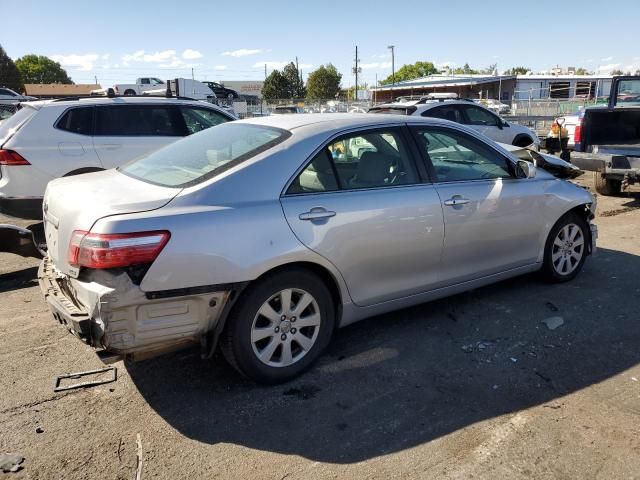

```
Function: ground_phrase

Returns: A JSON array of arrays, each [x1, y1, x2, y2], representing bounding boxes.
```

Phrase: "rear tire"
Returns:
[[540, 212, 589, 283], [593, 172, 621, 196], [221, 268, 335, 384], [123, 89, 136, 96]]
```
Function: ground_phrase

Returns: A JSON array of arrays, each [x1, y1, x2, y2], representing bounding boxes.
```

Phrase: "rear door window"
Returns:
[[180, 107, 231, 134], [94, 105, 184, 136], [56, 107, 94, 135]]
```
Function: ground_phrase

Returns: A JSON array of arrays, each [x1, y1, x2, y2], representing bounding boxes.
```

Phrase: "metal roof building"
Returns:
[[370, 73, 614, 102]]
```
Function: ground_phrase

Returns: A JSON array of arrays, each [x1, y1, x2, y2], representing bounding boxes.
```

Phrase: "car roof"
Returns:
[[33, 96, 220, 108], [239, 112, 453, 132]]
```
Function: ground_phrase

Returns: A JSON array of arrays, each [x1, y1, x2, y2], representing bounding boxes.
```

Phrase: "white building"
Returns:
[[513, 74, 613, 100]]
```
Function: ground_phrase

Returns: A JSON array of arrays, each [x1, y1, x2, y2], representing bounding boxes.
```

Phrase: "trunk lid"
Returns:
[[43, 169, 181, 276]]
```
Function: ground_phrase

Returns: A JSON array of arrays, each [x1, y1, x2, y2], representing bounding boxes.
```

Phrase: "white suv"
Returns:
[[369, 97, 539, 149], [0, 96, 236, 219]]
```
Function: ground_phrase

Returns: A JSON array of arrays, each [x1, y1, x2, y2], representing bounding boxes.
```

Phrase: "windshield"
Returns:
[[119, 123, 291, 187]]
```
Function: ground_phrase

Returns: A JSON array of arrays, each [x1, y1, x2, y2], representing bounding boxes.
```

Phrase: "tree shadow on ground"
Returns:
[[127, 247, 640, 464]]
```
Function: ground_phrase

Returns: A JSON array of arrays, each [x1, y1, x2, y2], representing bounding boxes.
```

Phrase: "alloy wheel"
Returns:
[[551, 223, 585, 275], [251, 288, 321, 367]]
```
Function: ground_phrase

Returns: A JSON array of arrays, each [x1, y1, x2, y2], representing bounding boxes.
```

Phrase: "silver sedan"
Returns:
[[39, 114, 597, 383]]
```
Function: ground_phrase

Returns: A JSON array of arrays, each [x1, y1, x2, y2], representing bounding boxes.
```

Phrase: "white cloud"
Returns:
[[121, 49, 177, 66], [214, 65, 228, 70], [101, 54, 110, 61], [254, 61, 288, 69], [597, 63, 621, 73], [51, 53, 99, 71], [143, 50, 176, 62], [223, 49, 263, 57], [601, 56, 614, 62], [182, 49, 203, 60]]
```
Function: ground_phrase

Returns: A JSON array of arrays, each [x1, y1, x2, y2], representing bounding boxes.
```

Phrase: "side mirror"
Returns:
[[516, 160, 536, 179], [502, 121, 509, 128]]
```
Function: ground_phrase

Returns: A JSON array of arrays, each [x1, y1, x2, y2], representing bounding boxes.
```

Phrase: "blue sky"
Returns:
[[2, 0, 639, 87]]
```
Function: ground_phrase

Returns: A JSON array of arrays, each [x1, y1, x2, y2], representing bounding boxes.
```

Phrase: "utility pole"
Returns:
[[264, 64, 267, 79], [295, 56, 300, 98], [387, 45, 395, 99], [94, 75, 98, 85], [191, 68, 194, 81], [352, 46, 361, 102]]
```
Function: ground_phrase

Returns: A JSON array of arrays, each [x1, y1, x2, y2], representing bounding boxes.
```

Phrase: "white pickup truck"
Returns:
[[90, 77, 166, 96]]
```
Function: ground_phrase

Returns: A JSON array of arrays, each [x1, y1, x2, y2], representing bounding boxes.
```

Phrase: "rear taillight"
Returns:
[[0, 149, 30, 165], [574, 123, 582, 144], [68, 230, 170, 269]]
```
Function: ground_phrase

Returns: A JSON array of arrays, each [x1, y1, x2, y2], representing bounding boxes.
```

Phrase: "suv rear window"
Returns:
[[56, 107, 94, 135], [95, 105, 184, 136], [0, 105, 37, 145], [119, 123, 291, 187]]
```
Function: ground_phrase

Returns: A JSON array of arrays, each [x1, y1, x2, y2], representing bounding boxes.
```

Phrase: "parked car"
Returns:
[[474, 98, 511, 115], [568, 76, 640, 195], [0, 87, 36, 103], [202, 81, 240, 100], [96, 77, 166, 96], [38, 113, 596, 383], [369, 97, 539, 149], [272, 105, 304, 114], [0, 96, 236, 220]]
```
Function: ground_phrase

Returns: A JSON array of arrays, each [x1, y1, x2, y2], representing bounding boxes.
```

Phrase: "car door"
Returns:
[[280, 126, 445, 307], [52, 106, 102, 174], [93, 104, 186, 169], [421, 104, 464, 125], [409, 125, 546, 285], [460, 104, 511, 143]]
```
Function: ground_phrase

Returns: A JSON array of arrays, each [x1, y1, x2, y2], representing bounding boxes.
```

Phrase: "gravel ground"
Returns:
[[0, 174, 639, 479]]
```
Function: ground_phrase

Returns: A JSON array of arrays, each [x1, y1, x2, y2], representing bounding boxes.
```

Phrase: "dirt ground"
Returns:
[[1, 174, 639, 479]]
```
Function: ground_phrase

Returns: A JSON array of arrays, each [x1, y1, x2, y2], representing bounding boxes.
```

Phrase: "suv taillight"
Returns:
[[68, 230, 170, 269], [0, 149, 30, 165], [574, 123, 582, 144]]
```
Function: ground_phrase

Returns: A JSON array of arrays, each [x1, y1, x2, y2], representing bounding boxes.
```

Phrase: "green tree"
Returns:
[[282, 62, 305, 98], [379, 61, 438, 85], [574, 67, 589, 75], [611, 69, 624, 76], [452, 63, 478, 75], [0, 45, 24, 91], [479, 63, 498, 75], [306, 64, 342, 100], [261, 70, 289, 100], [504, 66, 530, 75], [15, 54, 73, 84]]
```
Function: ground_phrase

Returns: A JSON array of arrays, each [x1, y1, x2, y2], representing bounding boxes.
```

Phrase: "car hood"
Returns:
[[43, 169, 181, 275], [499, 143, 583, 179]]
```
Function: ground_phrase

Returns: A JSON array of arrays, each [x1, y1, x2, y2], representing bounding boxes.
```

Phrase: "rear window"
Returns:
[[368, 106, 417, 115], [0, 105, 37, 146], [119, 122, 291, 187], [56, 107, 94, 135], [95, 105, 184, 136]]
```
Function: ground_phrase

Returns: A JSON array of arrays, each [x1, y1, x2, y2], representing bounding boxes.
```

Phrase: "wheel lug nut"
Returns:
[[281, 315, 286, 321], [291, 317, 296, 322], [291, 328, 297, 334], [275, 327, 280, 333], [281, 334, 287, 341]]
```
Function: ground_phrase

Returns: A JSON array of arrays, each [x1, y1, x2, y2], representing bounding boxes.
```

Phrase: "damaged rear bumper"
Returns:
[[38, 256, 232, 362]]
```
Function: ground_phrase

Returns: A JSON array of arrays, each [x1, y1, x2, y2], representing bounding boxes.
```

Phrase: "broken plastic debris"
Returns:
[[510, 357, 518, 363], [542, 316, 564, 330], [0, 453, 24, 473]]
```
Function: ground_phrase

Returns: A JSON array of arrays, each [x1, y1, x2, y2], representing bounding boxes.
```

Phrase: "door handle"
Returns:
[[299, 208, 336, 221], [443, 196, 470, 206]]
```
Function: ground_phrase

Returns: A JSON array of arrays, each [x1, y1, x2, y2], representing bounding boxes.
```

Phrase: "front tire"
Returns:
[[540, 212, 589, 283], [221, 268, 335, 384]]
